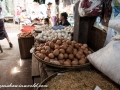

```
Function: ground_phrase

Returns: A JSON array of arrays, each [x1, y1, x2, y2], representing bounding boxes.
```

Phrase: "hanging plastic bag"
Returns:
[[78, 0, 103, 17]]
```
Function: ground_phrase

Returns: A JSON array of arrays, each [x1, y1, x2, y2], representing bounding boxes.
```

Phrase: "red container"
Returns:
[[21, 26, 35, 32]]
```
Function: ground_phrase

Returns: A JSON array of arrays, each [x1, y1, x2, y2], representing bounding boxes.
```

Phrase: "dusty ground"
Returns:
[[0, 23, 34, 90]]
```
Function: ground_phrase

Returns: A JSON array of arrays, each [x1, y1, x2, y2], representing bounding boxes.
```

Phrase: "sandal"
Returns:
[[9, 43, 13, 48]]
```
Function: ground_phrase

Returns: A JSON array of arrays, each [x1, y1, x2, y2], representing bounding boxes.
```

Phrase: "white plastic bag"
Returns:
[[87, 37, 120, 85]]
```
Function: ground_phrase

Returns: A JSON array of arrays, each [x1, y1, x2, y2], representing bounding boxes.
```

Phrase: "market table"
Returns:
[[4, 15, 15, 24]]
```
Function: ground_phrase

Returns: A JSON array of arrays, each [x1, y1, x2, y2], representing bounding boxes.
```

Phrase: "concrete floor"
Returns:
[[0, 24, 34, 90]]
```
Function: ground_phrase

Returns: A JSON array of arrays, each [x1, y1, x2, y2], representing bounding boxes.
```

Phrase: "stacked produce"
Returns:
[[18, 32, 33, 38], [35, 26, 74, 42], [35, 38, 92, 66], [34, 25, 52, 31], [41, 71, 119, 90]]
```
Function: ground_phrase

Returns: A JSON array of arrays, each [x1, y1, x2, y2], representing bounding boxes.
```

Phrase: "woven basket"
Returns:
[[37, 68, 119, 90]]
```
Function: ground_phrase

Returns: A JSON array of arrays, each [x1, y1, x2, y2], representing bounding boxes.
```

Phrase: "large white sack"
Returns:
[[109, 19, 120, 34], [87, 38, 120, 85]]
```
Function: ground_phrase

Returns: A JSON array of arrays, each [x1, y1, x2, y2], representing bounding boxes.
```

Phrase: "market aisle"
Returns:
[[0, 24, 34, 90]]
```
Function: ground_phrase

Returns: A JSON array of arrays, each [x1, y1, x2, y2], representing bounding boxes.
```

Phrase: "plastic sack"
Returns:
[[87, 37, 120, 85], [52, 25, 65, 30], [78, 0, 102, 17]]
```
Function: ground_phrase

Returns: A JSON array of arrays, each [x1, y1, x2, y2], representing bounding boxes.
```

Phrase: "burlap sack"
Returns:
[[87, 39, 120, 85]]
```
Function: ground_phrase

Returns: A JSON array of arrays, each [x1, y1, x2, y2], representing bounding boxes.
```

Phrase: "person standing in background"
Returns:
[[46, 2, 52, 19], [0, 3, 13, 48], [51, 0, 59, 26]]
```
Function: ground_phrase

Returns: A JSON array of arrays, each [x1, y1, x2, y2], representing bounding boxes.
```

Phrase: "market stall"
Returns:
[[15, 0, 120, 90]]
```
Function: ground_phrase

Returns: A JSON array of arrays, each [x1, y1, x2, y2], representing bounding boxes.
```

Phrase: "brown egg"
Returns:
[[69, 54, 74, 60], [81, 54, 85, 58], [45, 46, 51, 51], [59, 60, 65, 64], [63, 60, 71, 66], [60, 45, 67, 49], [79, 59, 86, 65], [76, 53, 81, 59], [36, 47, 40, 51], [73, 58, 79, 62], [44, 57, 50, 62], [59, 49, 65, 54], [83, 44, 88, 48], [74, 44, 79, 49], [53, 49, 59, 56], [79, 43, 82, 46], [38, 53, 45, 60], [64, 53, 68, 59], [58, 53, 64, 60], [51, 61, 61, 65], [52, 38, 57, 43], [78, 51, 83, 55], [56, 40, 62, 45], [66, 48, 72, 54], [81, 46, 86, 50], [88, 51, 92, 54], [49, 53, 54, 59], [72, 60, 79, 65], [49, 42, 54, 49], [35, 51, 40, 54], [36, 53, 39, 57], [45, 42, 49, 46], [83, 50, 89, 55], [55, 45, 60, 49], [73, 49, 78, 55], [72, 41, 77, 44], [66, 40, 72, 45], [41, 50, 46, 55]]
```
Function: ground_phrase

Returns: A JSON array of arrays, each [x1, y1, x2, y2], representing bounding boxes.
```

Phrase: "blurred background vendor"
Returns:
[[59, 12, 70, 26]]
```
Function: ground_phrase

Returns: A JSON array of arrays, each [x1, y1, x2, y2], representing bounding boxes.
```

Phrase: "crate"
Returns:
[[87, 27, 107, 51], [18, 37, 34, 59]]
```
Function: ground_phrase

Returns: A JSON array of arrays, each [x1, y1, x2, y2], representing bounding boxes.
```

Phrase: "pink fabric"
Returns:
[[17, 10, 22, 16]]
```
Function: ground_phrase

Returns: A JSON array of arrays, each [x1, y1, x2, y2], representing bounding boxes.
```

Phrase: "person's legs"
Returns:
[[52, 16, 57, 26], [6, 37, 13, 48]]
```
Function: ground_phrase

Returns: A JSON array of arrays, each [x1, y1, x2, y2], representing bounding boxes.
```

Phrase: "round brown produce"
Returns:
[[76, 53, 81, 59], [73, 58, 78, 62], [53, 49, 59, 56], [45, 46, 51, 51], [58, 53, 64, 60], [41, 50, 46, 55], [56, 40, 62, 45], [35, 51, 40, 54], [36, 47, 40, 51], [78, 51, 83, 55], [49, 42, 54, 49], [64, 53, 68, 59], [72, 60, 79, 65], [73, 49, 78, 55], [83, 50, 89, 55], [60, 45, 67, 50], [44, 57, 50, 62], [66, 48, 72, 54], [83, 44, 88, 48], [59, 60, 65, 64], [81, 54, 85, 58], [54, 45, 60, 49], [81, 46, 86, 50], [51, 60, 61, 65], [69, 54, 74, 60], [49, 53, 54, 59], [45, 42, 49, 46], [63, 60, 71, 66], [59, 49, 65, 54], [66, 40, 72, 45], [79, 58, 86, 65], [72, 40, 77, 44], [74, 43, 79, 49], [88, 51, 92, 54], [38, 53, 45, 60]]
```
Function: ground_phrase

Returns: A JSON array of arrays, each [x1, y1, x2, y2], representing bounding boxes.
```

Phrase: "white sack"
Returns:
[[109, 19, 120, 34], [87, 38, 120, 85]]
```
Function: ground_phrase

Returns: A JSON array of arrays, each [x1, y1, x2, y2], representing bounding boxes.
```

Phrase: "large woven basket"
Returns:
[[37, 68, 120, 90]]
